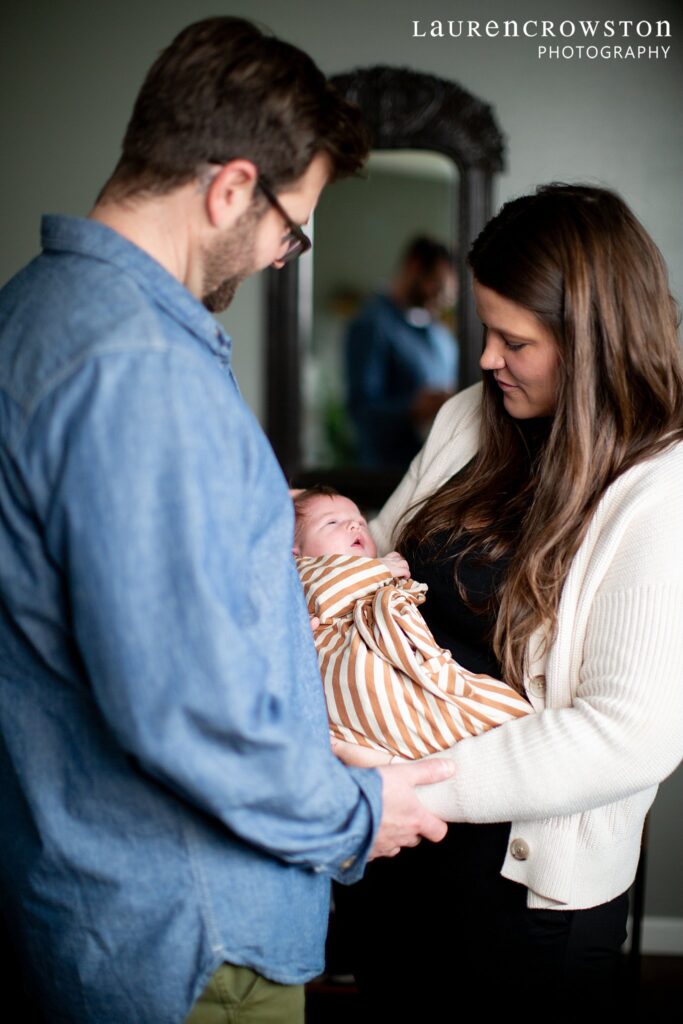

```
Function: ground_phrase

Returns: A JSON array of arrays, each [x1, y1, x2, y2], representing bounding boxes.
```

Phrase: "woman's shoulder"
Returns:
[[581, 439, 683, 589], [607, 438, 683, 509], [413, 382, 482, 474], [429, 382, 482, 441], [646, 436, 683, 471], [371, 384, 482, 553]]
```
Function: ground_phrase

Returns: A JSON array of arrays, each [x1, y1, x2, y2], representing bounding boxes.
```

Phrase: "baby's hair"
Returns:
[[293, 484, 340, 545]]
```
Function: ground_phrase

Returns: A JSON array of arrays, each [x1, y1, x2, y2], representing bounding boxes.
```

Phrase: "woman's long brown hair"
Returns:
[[398, 184, 683, 692]]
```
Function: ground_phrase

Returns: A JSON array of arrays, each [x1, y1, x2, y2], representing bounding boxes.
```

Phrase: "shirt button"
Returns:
[[339, 856, 356, 871], [528, 675, 546, 697], [510, 838, 530, 861]]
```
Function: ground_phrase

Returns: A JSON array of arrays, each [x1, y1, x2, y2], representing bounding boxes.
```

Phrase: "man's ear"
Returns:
[[204, 159, 259, 229]]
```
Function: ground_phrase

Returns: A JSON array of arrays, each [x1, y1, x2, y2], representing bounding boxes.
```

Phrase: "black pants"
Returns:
[[333, 822, 629, 1023]]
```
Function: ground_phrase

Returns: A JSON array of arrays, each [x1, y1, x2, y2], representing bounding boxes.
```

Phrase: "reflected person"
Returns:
[[346, 235, 459, 468]]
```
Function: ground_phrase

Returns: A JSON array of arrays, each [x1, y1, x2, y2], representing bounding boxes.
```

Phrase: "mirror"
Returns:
[[265, 66, 505, 509], [303, 150, 458, 473]]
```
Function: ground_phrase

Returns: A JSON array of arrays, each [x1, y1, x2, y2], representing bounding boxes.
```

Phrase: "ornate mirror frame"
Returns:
[[265, 65, 505, 503]]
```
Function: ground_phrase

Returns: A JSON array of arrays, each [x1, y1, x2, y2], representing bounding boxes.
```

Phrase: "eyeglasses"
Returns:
[[206, 164, 312, 264], [256, 177, 312, 264]]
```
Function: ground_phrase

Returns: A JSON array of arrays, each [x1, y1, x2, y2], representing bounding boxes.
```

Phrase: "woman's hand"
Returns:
[[380, 551, 410, 578]]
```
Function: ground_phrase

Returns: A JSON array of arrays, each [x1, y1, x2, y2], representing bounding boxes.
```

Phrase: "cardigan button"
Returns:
[[340, 856, 357, 871], [510, 838, 530, 861], [528, 675, 546, 697]]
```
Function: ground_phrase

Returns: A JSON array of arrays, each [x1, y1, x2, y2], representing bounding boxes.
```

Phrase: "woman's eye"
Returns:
[[504, 340, 525, 352]]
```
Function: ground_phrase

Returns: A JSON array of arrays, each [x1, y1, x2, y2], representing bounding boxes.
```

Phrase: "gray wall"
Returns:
[[1, 0, 682, 927]]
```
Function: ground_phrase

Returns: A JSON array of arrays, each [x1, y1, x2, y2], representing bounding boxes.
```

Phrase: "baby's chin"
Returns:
[[301, 540, 377, 558], [347, 538, 377, 557]]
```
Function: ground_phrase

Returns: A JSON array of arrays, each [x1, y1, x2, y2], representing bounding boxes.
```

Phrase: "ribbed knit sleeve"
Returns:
[[416, 446, 683, 824]]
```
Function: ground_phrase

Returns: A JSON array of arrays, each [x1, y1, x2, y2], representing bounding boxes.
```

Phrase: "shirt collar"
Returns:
[[40, 214, 233, 363], [378, 291, 432, 330]]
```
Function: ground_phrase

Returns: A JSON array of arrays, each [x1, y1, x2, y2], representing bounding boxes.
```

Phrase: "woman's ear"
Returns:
[[292, 544, 300, 556]]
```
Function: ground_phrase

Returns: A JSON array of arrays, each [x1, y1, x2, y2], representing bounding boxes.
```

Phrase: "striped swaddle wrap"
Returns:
[[296, 553, 532, 760]]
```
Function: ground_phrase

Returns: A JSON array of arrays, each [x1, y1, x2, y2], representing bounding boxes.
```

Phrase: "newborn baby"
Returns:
[[293, 486, 531, 765]]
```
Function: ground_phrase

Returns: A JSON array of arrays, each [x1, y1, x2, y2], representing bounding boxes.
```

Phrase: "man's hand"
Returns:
[[379, 551, 410, 578], [369, 759, 454, 859]]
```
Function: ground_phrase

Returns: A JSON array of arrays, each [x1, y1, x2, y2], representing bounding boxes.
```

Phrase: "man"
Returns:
[[346, 236, 459, 468], [0, 18, 452, 1024]]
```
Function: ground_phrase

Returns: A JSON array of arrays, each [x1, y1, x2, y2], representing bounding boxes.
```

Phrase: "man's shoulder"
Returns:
[[348, 293, 398, 332], [0, 246, 194, 420], [2, 241, 169, 345]]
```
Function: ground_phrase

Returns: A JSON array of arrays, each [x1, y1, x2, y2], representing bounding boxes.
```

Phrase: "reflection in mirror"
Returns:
[[303, 150, 459, 474]]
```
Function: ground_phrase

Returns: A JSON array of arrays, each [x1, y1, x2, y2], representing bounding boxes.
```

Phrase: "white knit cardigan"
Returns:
[[371, 383, 683, 909]]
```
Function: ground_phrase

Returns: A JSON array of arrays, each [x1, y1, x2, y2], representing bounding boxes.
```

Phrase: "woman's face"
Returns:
[[475, 281, 560, 419]]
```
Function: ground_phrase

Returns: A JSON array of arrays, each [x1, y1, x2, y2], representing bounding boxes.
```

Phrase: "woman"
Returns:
[[333, 184, 683, 1020]]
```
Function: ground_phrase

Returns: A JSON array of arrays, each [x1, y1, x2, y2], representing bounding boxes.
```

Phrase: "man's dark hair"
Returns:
[[402, 235, 453, 274], [99, 17, 369, 201]]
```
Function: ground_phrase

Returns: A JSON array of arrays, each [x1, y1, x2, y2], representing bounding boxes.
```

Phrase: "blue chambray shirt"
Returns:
[[0, 216, 382, 1024]]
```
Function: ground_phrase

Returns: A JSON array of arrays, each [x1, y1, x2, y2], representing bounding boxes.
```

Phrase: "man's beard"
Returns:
[[201, 204, 261, 313], [202, 273, 243, 313]]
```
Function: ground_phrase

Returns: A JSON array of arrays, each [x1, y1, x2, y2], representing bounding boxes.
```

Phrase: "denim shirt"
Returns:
[[0, 216, 382, 1023]]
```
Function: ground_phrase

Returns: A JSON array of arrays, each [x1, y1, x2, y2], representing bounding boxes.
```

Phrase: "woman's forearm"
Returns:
[[417, 580, 683, 823]]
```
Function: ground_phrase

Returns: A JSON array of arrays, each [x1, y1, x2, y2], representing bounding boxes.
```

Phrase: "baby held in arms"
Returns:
[[293, 486, 531, 766]]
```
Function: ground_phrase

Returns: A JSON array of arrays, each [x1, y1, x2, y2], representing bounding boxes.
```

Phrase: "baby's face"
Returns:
[[297, 495, 377, 558]]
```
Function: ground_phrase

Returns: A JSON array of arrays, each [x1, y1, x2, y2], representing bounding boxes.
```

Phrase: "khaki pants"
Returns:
[[185, 963, 304, 1024]]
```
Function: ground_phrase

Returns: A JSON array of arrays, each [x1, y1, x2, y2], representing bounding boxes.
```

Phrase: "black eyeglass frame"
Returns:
[[256, 177, 312, 264], [206, 163, 312, 264]]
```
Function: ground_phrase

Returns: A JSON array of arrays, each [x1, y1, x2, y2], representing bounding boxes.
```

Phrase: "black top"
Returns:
[[404, 418, 550, 679], [409, 532, 510, 678]]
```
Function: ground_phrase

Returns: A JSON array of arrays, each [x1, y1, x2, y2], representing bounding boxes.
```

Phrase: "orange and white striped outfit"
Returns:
[[296, 553, 532, 760]]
